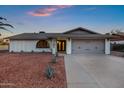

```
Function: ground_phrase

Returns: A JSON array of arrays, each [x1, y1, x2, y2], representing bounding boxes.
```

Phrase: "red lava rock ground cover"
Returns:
[[0, 52, 67, 88]]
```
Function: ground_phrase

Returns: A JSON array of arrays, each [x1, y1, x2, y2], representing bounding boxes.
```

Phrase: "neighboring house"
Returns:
[[111, 33, 124, 44], [8, 27, 112, 54]]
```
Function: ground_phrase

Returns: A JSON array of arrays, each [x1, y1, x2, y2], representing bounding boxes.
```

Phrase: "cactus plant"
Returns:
[[45, 65, 54, 79]]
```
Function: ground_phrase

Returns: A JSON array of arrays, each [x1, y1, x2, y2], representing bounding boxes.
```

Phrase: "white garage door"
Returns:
[[72, 39, 105, 54]]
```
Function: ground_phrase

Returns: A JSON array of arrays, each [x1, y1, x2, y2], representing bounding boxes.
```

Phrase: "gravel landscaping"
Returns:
[[0, 52, 67, 88]]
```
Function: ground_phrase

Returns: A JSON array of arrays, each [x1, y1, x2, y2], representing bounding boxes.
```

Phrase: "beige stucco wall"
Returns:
[[9, 40, 52, 52], [9, 38, 110, 55]]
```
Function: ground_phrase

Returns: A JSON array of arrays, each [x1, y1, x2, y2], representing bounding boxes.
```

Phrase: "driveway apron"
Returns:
[[64, 54, 124, 88]]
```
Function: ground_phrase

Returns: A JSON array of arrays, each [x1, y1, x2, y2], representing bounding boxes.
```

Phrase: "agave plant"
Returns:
[[45, 65, 54, 79], [0, 16, 14, 34]]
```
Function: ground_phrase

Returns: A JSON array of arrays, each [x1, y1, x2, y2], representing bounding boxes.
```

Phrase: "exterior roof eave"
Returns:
[[110, 34, 124, 41], [9, 34, 112, 40], [47, 34, 112, 39]]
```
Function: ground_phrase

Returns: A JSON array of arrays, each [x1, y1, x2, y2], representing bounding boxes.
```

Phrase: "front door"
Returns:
[[57, 40, 66, 52]]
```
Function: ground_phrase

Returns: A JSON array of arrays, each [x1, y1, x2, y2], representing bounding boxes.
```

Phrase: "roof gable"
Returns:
[[63, 27, 101, 35]]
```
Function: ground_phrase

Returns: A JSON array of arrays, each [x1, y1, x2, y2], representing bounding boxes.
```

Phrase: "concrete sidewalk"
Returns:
[[64, 54, 124, 88]]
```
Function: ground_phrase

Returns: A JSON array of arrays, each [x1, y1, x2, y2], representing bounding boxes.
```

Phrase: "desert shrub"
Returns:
[[55, 52, 58, 57], [111, 44, 124, 52], [42, 50, 45, 53], [45, 65, 54, 79], [51, 54, 57, 64], [11, 50, 14, 53]]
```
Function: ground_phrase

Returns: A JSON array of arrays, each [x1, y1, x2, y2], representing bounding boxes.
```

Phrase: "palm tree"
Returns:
[[0, 17, 14, 36]]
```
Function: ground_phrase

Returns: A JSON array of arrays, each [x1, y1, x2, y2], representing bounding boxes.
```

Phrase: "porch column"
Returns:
[[66, 38, 72, 54], [105, 39, 110, 54], [52, 39, 57, 54]]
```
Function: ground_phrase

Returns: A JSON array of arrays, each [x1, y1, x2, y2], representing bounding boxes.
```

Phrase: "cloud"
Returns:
[[16, 22, 25, 25], [56, 5, 72, 8], [28, 5, 72, 17]]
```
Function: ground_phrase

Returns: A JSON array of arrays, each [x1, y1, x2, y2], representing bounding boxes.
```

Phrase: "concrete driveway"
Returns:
[[64, 54, 124, 88]]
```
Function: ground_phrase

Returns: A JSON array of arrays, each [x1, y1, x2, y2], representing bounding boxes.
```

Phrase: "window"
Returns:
[[36, 40, 49, 48]]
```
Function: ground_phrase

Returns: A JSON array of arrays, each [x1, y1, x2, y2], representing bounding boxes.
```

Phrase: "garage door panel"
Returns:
[[72, 39, 105, 54]]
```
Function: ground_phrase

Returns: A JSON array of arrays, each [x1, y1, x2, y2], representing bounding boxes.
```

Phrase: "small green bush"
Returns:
[[45, 65, 54, 79]]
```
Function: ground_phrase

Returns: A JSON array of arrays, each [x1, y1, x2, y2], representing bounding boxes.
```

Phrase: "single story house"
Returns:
[[111, 33, 124, 44], [8, 27, 112, 54]]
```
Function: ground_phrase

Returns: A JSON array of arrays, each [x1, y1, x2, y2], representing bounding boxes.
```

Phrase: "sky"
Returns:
[[0, 5, 124, 37]]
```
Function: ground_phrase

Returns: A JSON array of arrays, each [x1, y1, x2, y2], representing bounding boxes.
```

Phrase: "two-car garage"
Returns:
[[71, 39, 105, 54]]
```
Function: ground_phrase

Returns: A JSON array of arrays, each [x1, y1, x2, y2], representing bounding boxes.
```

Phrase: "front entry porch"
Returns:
[[57, 40, 66, 53], [51, 38, 72, 55]]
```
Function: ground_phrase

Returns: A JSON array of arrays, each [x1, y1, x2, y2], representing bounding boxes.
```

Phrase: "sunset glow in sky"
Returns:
[[0, 5, 124, 37]]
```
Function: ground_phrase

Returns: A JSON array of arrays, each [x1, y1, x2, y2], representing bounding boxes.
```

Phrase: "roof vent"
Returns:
[[39, 31, 45, 34]]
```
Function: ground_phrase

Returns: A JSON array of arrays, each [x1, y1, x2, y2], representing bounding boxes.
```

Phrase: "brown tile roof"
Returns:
[[8, 27, 114, 40], [8, 33, 112, 40], [111, 33, 124, 41], [8, 33, 48, 40], [63, 27, 101, 34]]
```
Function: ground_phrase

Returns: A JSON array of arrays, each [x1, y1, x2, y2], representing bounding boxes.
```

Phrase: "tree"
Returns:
[[106, 29, 124, 35], [110, 29, 123, 35], [0, 17, 14, 36]]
